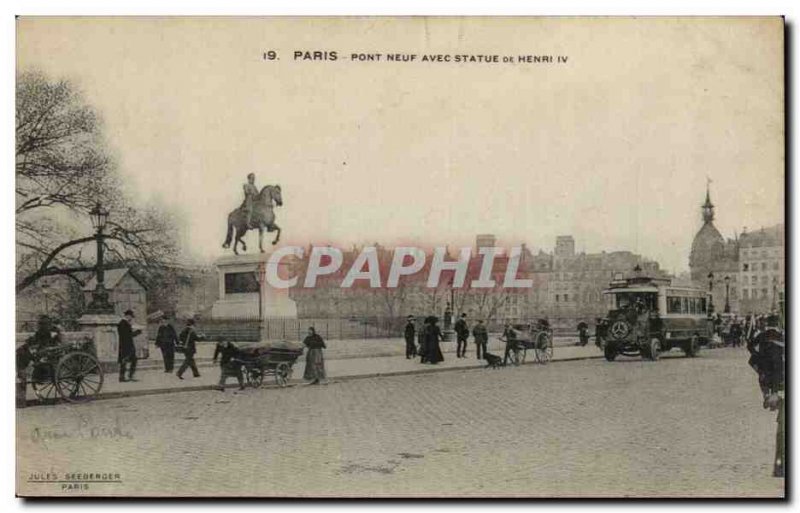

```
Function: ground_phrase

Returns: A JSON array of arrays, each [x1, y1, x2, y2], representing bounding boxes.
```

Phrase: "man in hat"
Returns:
[[243, 173, 259, 228], [117, 310, 142, 382], [403, 315, 417, 359], [472, 319, 488, 359], [177, 318, 204, 379], [749, 313, 785, 477], [213, 339, 245, 391], [501, 322, 518, 366], [155, 313, 178, 373], [454, 312, 470, 358]]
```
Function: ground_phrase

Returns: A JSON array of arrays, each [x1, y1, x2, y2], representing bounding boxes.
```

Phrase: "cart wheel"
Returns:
[[55, 352, 103, 403], [535, 332, 553, 364], [30, 364, 59, 402], [249, 368, 264, 388], [275, 363, 289, 387]]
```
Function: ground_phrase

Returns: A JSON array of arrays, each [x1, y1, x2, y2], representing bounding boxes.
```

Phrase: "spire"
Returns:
[[702, 178, 715, 224]]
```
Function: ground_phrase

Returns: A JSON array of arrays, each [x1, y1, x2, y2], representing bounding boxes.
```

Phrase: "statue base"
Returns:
[[211, 253, 298, 320], [78, 313, 148, 366]]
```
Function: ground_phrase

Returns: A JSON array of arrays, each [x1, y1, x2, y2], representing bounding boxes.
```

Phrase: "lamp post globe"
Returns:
[[86, 202, 114, 314]]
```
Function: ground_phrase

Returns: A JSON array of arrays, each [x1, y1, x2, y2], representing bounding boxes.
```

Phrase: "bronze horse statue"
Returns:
[[222, 185, 283, 254]]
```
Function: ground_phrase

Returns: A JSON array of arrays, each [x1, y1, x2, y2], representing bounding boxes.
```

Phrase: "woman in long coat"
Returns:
[[418, 317, 430, 363], [426, 316, 445, 364], [303, 327, 327, 384]]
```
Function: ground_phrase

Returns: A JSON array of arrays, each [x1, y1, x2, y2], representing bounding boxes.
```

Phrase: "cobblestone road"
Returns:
[[16, 348, 783, 498]]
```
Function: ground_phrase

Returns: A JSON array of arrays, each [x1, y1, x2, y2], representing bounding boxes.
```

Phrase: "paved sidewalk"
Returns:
[[139, 335, 585, 369], [24, 340, 602, 404]]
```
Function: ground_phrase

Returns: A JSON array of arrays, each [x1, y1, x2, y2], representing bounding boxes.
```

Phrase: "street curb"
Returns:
[[20, 351, 606, 408]]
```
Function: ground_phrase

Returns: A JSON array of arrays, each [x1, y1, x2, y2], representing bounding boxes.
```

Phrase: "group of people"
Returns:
[[707, 312, 781, 348], [402, 313, 496, 364], [154, 314, 329, 390], [210, 327, 328, 391], [144, 312, 204, 382]]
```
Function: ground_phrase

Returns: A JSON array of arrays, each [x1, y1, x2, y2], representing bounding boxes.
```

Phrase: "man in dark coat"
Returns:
[[502, 322, 518, 365], [176, 319, 203, 379], [749, 314, 785, 477], [454, 313, 469, 358], [117, 310, 142, 382], [155, 314, 178, 373], [404, 315, 417, 359], [472, 319, 488, 359], [213, 339, 245, 391]]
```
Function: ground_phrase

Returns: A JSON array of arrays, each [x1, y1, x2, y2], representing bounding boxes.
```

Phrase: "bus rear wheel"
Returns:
[[684, 335, 700, 358]]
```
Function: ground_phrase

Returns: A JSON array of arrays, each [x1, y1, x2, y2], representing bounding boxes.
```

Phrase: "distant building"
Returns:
[[688, 185, 740, 312], [536, 239, 667, 320], [738, 224, 785, 314], [288, 235, 668, 324], [475, 234, 497, 250]]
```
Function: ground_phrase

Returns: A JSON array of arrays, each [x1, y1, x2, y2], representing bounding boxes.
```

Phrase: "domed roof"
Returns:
[[690, 222, 725, 267]]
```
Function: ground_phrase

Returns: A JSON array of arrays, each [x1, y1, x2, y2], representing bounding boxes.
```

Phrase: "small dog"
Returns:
[[484, 352, 503, 369]]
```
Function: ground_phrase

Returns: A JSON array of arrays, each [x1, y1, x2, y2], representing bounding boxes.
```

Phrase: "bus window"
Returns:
[[699, 298, 707, 313], [681, 297, 689, 314], [690, 298, 698, 314], [667, 297, 681, 314]]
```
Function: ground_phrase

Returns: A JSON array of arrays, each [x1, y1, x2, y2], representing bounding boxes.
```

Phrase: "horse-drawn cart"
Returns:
[[21, 339, 104, 403], [236, 342, 304, 388], [515, 322, 554, 364]]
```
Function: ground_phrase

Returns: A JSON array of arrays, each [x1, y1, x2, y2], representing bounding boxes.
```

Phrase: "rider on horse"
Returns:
[[243, 173, 259, 228]]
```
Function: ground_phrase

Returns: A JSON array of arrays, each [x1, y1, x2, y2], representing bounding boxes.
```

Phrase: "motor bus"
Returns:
[[595, 274, 714, 361]]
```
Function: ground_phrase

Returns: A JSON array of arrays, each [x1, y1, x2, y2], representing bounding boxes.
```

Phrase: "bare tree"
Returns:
[[16, 70, 179, 294], [464, 288, 511, 325]]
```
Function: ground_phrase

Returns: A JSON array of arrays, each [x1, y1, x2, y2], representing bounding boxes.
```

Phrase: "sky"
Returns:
[[15, 17, 784, 275]]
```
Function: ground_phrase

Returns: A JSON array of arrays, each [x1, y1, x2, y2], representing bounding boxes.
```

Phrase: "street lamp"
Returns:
[[707, 272, 715, 314], [85, 202, 114, 314], [724, 275, 731, 314]]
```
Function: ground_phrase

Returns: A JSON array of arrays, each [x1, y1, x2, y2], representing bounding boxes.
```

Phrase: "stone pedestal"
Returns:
[[211, 253, 297, 320], [78, 314, 147, 365]]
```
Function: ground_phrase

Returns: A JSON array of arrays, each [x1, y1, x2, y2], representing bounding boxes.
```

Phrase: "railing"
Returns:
[[144, 315, 601, 342]]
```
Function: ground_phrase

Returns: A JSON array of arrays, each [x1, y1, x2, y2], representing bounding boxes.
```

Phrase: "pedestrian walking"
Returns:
[[404, 315, 417, 359], [117, 310, 142, 382], [418, 317, 430, 364], [303, 327, 327, 384], [502, 322, 518, 365], [176, 319, 203, 380], [213, 339, 245, 391], [155, 314, 178, 373], [748, 314, 785, 477], [426, 316, 445, 364], [454, 312, 469, 358], [472, 319, 488, 359], [577, 321, 590, 346], [729, 316, 743, 348]]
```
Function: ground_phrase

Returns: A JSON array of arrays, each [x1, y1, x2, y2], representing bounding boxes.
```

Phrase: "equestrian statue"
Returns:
[[222, 173, 283, 254]]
